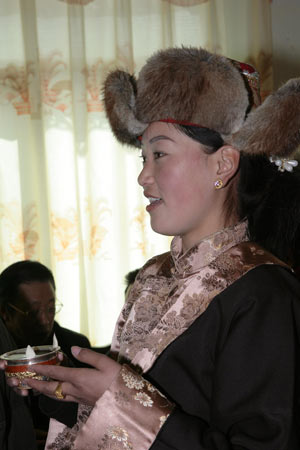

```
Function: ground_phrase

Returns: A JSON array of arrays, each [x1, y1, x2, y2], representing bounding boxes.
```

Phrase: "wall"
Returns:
[[271, 0, 300, 88]]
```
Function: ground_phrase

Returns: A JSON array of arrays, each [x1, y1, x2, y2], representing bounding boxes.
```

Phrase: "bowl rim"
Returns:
[[0, 345, 61, 366]]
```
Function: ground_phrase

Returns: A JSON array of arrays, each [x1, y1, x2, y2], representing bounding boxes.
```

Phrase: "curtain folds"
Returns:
[[0, 0, 273, 345]]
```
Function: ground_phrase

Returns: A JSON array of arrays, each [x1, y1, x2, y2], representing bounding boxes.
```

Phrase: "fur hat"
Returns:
[[104, 46, 300, 158]]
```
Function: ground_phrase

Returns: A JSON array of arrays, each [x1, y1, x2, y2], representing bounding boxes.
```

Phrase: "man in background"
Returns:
[[0, 260, 91, 449], [0, 260, 91, 364]]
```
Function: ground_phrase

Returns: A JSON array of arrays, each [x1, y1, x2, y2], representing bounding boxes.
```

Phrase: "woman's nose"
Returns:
[[137, 162, 154, 187]]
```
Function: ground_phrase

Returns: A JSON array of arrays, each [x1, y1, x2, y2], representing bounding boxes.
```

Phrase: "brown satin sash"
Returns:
[[114, 241, 288, 373]]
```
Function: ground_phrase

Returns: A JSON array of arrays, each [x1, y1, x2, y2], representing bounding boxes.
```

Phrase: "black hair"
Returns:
[[124, 268, 140, 294], [0, 260, 55, 310], [175, 124, 224, 153], [176, 124, 300, 268], [238, 153, 300, 267]]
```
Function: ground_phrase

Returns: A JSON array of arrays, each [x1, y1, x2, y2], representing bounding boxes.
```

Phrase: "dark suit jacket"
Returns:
[[52, 321, 91, 367], [0, 319, 37, 450]]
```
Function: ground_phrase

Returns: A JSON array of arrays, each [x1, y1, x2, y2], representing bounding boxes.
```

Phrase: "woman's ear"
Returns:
[[215, 145, 240, 186]]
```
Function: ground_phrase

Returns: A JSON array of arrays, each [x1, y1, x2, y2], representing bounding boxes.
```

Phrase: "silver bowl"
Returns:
[[1, 345, 61, 389]]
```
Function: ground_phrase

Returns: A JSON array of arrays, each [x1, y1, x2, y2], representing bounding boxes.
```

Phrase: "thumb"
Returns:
[[71, 346, 106, 368]]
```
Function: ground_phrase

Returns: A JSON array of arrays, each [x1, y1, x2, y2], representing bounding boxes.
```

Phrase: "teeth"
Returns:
[[149, 197, 161, 204]]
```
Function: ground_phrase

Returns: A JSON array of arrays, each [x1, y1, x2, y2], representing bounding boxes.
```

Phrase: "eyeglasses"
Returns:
[[7, 300, 63, 319]]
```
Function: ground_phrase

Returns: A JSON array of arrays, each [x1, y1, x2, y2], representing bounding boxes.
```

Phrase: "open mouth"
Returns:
[[148, 197, 162, 205], [146, 197, 163, 212]]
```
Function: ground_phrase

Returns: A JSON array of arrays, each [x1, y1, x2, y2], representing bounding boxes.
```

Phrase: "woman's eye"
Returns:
[[139, 151, 164, 164], [139, 154, 146, 164]]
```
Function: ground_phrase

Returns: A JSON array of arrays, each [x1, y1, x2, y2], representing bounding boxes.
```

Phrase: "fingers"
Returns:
[[26, 378, 85, 404], [1, 360, 29, 395], [23, 352, 121, 406], [5, 376, 30, 396], [14, 386, 30, 396], [26, 378, 69, 401], [71, 349, 121, 387], [30, 363, 78, 382], [0, 360, 7, 370], [71, 347, 107, 369], [6, 375, 19, 388]]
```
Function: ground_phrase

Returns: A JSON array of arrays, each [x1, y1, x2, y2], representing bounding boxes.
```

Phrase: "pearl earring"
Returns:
[[214, 179, 223, 189]]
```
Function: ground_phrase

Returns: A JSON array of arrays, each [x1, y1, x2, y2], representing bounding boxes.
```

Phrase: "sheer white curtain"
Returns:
[[0, 0, 273, 345]]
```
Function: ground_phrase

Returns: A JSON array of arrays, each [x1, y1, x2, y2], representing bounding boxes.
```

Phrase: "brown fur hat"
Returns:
[[231, 78, 300, 157], [104, 46, 300, 158]]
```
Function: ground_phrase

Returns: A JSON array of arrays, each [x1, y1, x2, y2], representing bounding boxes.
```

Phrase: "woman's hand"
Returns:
[[24, 347, 121, 406]]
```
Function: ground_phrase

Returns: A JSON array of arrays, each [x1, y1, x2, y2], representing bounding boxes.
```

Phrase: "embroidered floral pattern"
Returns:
[[121, 370, 144, 390], [47, 428, 77, 449], [0, 62, 34, 115], [51, 209, 79, 261], [83, 58, 115, 112], [100, 426, 133, 449], [47, 404, 92, 449], [181, 293, 204, 321], [114, 391, 130, 406], [40, 52, 72, 113], [146, 382, 156, 393], [0, 202, 39, 260], [201, 270, 227, 292], [134, 392, 153, 407], [85, 198, 111, 257], [93, 365, 173, 449], [159, 415, 169, 428], [107, 426, 130, 442]]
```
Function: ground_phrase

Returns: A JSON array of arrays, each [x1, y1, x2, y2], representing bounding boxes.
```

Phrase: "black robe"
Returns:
[[148, 265, 300, 449]]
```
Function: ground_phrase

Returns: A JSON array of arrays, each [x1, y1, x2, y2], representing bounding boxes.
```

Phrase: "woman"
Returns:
[[3, 47, 300, 449]]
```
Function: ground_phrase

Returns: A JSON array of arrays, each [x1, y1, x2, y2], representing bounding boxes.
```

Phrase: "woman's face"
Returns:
[[138, 121, 226, 251]]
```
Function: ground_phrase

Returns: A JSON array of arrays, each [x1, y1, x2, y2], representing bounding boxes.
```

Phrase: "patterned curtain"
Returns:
[[0, 0, 273, 346]]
